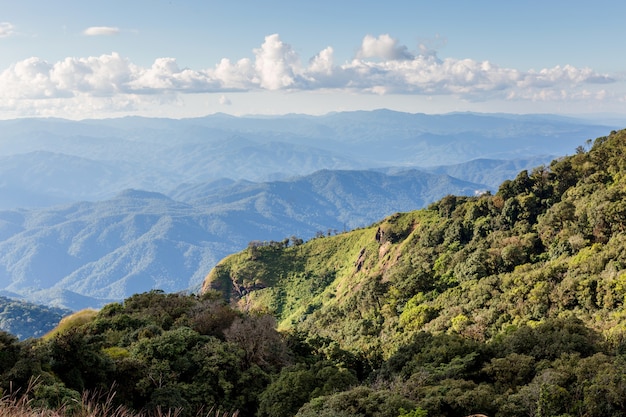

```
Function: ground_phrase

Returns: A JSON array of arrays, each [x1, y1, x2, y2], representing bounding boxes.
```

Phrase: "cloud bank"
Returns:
[[0, 33, 619, 116]]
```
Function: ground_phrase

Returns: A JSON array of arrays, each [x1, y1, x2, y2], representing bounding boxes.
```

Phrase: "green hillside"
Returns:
[[203, 129, 626, 351]]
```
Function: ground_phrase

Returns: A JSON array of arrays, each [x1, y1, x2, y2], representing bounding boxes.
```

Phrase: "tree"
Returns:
[[48, 328, 113, 392], [224, 314, 289, 369], [0, 331, 20, 375], [295, 386, 415, 417], [258, 365, 318, 417]]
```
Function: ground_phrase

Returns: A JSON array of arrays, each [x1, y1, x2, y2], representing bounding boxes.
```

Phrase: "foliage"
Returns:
[[43, 310, 99, 340], [295, 386, 416, 417], [0, 291, 284, 416], [257, 362, 358, 417], [0, 381, 241, 416], [200, 129, 626, 415]]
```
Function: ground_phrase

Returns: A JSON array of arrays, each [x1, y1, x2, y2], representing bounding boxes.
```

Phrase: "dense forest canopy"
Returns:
[[4, 129, 626, 416]]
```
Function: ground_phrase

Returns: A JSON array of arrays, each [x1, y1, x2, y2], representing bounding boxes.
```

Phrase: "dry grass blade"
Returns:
[[0, 380, 241, 417]]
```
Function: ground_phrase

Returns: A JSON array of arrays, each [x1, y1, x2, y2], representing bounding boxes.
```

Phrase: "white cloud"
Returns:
[[308, 47, 334, 75], [1, 57, 59, 99], [0, 53, 139, 99], [83, 26, 120, 36], [0, 22, 15, 38], [253, 34, 301, 89], [51, 54, 136, 95], [0, 33, 620, 117], [514, 65, 618, 91], [212, 58, 256, 90], [357, 34, 413, 61], [128, 57, 220, 92]]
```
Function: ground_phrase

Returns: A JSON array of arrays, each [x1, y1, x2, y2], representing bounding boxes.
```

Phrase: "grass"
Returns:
[[42, 309, 99, 340], [0, 383, 239, 417]]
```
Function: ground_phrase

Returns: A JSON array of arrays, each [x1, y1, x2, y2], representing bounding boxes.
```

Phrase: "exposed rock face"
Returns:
[[354, 248, 366, 272], [375, 226, 386, 243], [233, 281, 267, 297]]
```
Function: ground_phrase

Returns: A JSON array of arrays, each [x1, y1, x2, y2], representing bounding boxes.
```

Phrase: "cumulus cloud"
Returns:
[[0, 22, 15, 38], [253, 34, 301, 89], [309, 47, 334, 75], [129, 57, 221, 92], [357, 34, 414, 61], [212, 58, 255, 90], [0, 53, 135, 99], [83, 26, 120, 36], [0, 33, 619, 116], [0, 53, 223, 99]]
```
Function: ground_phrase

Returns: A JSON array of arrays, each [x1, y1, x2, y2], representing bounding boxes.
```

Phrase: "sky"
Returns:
[[1, 0, 625, 120]]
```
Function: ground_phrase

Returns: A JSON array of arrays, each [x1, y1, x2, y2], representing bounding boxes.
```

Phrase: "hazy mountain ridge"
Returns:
[[0, 169, 486, 310], [0, 111, 614, 209], [423, 156, 558, 188]]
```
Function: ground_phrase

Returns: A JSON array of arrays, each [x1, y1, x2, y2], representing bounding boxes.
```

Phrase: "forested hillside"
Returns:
[[4, 129, 626, 417], [200, 128, 626, 415], [203, 129, 626, 348]]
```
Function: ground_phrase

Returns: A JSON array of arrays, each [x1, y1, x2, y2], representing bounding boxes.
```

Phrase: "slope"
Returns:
[[202, 128, 626, 354]]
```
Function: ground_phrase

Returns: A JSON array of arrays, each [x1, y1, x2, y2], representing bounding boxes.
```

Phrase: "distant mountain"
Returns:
[[0, 169, 485, 310], [423, 156, 558, 189], [0, 295, 70, 339], [0, 151, 141, 208], [0, 110, 616, 209]]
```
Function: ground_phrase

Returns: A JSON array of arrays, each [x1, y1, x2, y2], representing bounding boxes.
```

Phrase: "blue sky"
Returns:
[[1, 0, 625, 119]]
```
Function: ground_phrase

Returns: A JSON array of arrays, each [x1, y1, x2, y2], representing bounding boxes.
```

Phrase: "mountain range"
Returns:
[[0, 110, 619, 313], [0, 110, 614, 208], [0, 169, 487, 310]]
